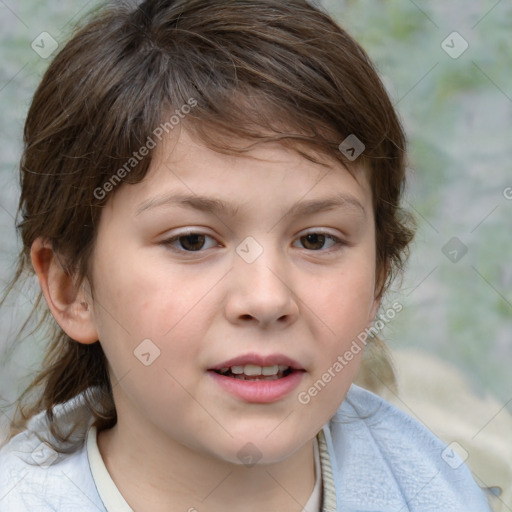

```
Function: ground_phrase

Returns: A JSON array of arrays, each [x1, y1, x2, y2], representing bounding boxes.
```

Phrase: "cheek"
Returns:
[[92, 249, 169, 329], [90, 254, 210, 375], [298, 270, 374, 422], [312, 266, 376, 335]]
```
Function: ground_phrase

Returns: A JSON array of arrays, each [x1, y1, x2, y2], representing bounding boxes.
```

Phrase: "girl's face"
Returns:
[[88, 129, 379, 464]]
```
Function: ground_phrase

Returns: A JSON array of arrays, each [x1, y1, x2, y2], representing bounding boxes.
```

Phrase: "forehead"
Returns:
[[108, 128, 373, 220], [158, 128, 368, 186]]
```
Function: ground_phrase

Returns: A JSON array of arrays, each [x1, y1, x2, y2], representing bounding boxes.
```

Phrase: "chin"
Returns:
[[220, 431, 309, 467]]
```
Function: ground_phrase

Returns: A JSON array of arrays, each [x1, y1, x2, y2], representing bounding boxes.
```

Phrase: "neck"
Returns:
[[97, 417, 317, 512]]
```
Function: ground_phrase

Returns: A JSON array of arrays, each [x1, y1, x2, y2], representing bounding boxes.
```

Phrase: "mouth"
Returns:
[[207, 353, 306, 402], [212, 364, 295, 381]]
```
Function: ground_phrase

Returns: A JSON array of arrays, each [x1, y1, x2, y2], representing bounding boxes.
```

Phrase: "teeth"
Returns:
[[233, 374, 280, 380], [220, 364, 291, 376], [262, 365, 279, 376], [244, 364, 262, 376]]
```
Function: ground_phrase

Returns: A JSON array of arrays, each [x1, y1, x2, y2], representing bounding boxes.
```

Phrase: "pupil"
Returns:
[[302, 233, 325, 250], [181, 234, 205, 251]]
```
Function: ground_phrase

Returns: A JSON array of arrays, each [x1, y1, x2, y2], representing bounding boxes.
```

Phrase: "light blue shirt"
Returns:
[[0, 385, 492, 511]]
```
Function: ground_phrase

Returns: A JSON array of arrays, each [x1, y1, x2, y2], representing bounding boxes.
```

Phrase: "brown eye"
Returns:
[[162, 232, 218, 252], [296, 232, 342, 251], [177, 234, 206, 251], [300, 233, 326, 250]]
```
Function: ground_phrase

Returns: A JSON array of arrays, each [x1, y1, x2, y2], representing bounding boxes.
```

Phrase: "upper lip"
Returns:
[[208, 353, 305, 371]]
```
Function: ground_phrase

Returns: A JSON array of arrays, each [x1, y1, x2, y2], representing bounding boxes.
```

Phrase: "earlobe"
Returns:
[[30, 237, 98, 344]]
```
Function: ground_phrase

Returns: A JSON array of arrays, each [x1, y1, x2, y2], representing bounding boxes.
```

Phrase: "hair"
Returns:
[[2, 0, 414, 449]]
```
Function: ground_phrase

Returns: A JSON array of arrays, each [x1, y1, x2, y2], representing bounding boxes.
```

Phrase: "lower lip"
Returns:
[[208, 370, 305, 403]]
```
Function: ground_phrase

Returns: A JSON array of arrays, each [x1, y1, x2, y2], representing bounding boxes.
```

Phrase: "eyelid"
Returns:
[[299, 228, 342, 238], [160, 229, 219, 253], [294, 229, 346, 252], [160, 228, 347, 254]]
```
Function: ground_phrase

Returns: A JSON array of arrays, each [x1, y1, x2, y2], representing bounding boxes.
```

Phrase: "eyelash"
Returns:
[[160, 230, 346, 255]]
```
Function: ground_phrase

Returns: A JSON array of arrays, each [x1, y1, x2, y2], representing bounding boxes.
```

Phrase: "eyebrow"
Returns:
[[135, 191, 366, 219]]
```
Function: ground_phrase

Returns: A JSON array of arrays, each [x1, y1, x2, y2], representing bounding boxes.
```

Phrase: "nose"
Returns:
[[224, 242, 300, 328]]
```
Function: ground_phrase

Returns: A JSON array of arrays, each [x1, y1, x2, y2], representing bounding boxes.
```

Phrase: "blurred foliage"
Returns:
[[324, 0, 512, 403]]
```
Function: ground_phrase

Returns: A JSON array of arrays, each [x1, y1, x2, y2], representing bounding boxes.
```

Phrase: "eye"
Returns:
[[293, 231, 345, 251], [161, 230, 345, 254], [161, 232, 219, 252]]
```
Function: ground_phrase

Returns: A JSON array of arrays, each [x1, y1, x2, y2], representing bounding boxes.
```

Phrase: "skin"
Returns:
[[31, 129, 381, 512]]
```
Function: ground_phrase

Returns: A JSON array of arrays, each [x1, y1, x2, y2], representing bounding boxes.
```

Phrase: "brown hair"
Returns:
[[3, 0, 414, 448]]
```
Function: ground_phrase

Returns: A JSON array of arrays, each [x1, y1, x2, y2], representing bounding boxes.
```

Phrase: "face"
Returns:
[[87, 129, 380, 465]]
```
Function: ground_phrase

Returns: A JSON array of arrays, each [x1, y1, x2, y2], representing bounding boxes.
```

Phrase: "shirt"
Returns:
[[86, 425, 323, 511], [0, 384, 493, 511]]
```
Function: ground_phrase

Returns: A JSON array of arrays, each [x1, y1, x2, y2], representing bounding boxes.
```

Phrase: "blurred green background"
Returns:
[[0, 0, 511, 432], [333, 0, 512, 403]]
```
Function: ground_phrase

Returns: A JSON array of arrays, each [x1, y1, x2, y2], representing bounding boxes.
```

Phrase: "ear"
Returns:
[[30, 237, 98, 344]]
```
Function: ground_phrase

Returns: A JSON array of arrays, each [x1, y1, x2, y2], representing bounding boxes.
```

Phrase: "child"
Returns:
[[0, 0, 493, 510]]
